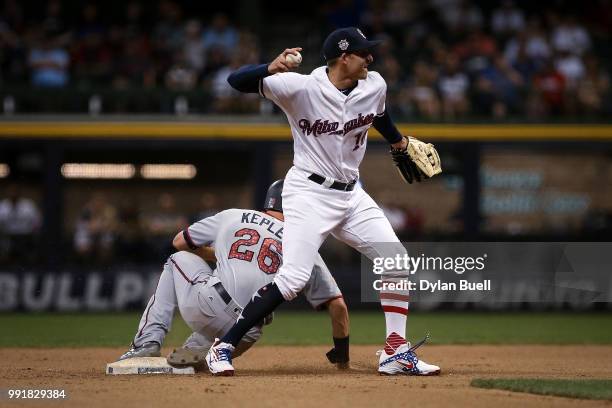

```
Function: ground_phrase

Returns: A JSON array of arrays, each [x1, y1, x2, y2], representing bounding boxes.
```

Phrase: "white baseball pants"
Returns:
[[274, 166, 407, 300]]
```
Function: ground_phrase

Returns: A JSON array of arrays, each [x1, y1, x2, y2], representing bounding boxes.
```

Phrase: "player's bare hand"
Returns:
[[268, 48, 303, 74]]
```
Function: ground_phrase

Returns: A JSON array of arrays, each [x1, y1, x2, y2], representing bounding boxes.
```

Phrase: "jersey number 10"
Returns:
[[228, 228, 282, 274]]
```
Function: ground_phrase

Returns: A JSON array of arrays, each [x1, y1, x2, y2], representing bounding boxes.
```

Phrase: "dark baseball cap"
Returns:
[[322, 27, 382, 61]]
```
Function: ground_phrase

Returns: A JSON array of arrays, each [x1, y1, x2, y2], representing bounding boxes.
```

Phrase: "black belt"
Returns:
[[213, 282, 233, 305], [308, 173, 357, 191]]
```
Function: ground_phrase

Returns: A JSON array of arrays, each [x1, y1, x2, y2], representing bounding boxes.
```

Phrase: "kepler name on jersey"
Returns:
[[240, 211, 283, 239]]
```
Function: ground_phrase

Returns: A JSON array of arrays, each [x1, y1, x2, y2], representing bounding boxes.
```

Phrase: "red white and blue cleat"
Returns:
[[206, 338, 235, 376], [377, 333, 440, 376]]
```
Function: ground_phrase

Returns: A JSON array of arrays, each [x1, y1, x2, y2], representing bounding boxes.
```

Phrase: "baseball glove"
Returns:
[[390, 136, 442, 184]]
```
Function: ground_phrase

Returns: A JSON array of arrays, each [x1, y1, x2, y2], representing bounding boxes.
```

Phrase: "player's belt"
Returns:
[[212, 282, 233, 305], [308, 173, 357, 191]]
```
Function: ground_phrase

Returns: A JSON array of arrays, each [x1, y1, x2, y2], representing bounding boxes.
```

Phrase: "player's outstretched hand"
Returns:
[[268, 48, 303, 74]]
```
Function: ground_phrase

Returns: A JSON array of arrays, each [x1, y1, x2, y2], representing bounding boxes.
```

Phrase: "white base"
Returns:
[[106, 357, 195, 375]]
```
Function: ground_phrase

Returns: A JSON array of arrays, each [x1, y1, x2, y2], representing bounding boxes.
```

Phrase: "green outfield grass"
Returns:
[[471, 379, 612, 401], [0, 312, 611, 347]]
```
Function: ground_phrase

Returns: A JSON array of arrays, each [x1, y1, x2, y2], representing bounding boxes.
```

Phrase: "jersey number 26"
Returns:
[[228, 228, 282, 274]]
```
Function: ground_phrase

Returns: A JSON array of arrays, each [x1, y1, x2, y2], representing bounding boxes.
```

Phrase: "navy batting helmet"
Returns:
[[263, 179, 283, 213]]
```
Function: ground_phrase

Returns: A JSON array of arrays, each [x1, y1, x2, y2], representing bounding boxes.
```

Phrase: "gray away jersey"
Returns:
[[184, 209, 341, 308]]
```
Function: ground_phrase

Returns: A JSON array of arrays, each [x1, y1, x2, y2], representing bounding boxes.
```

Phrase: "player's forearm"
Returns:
[[172, 230, 217, 262], [372, 110, 404, 145], [328, 297, 349, 337], [227, 63, 271, 93], [194, 246, 216, 262]]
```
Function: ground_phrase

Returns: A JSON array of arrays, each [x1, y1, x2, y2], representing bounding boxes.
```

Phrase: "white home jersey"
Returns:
[[184, 209, 340, 308], [261, 66, 386, 182]]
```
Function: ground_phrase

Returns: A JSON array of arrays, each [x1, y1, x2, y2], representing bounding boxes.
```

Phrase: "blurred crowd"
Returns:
[[0, 0, 610, 118], [0, 0, 261, 113], [360, 0, 612, 120], [0, 185, 41, 265], [72, 192, 221, 265], [0, 185, 223, 266]]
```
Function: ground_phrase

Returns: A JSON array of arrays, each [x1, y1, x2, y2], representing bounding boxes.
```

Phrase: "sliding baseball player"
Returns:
[[119, 180, 350, 370]]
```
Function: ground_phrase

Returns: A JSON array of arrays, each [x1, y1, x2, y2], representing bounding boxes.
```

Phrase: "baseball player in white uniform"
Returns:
[[118, 180, 349, 369], [206, 27, 441, 376]]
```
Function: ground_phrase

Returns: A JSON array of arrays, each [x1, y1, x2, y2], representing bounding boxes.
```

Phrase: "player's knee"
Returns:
[[169, 251, 188, 262], [327, 297, 348, 315], [274, 263, 313, 299], [364, 241, 406, 260], [333, 296, 348, 310], [273, 275, 305, 301], [171, 251, 205, 265], [273, 276, 297, 300]]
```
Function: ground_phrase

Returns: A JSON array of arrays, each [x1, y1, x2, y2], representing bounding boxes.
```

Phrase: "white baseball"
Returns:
[[285, 52, 302, 67]]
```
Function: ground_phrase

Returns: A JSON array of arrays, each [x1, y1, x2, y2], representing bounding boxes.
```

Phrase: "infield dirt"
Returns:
[[1, 345, 611, 407]]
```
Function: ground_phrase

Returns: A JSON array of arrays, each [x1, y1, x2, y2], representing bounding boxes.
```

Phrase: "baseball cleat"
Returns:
[[118, 341, 161, 361], [167, 347, 208, 371], [206, 339, 235, 376], [377, 333, 440, 376]]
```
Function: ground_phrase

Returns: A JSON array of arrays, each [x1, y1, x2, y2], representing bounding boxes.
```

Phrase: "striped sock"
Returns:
[[384, 332, 407, 355], [380, 289, 409, 342]]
